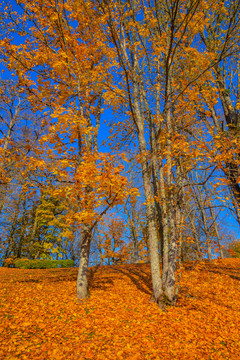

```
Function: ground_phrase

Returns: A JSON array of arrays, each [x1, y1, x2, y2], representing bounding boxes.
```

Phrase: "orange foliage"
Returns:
[[0, 258, 240, 359]]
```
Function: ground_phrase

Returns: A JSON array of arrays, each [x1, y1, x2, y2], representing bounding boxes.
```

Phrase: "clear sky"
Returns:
[[0, 0, 239, 266]]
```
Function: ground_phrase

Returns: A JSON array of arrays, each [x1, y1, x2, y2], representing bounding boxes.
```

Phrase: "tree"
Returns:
[[2, 0, 135, 299], [197, 0, 240, 206], [0, 80, 43, 214], [227, 239, 240, 258], [95, 217, 128, 265], [0, 80, 47, 263], [1, 0, 240, 310], [99, 0, 231, 308]]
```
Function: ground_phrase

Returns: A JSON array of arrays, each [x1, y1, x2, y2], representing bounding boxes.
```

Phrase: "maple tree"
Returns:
[[1, 0, 240, 313], [94, 217, 128, 265], [1, 0, 136, 299], [98, 0, 239, 308], [196, 0, 240, 206]]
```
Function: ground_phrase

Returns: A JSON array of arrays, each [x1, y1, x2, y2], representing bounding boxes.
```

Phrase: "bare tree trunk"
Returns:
[[77, 224, 92, 300], [124, 198, 139, 264], [189, 210, 203, 260], [75, 89, 101, 299], [209, 207, 224, 259], [131, 221, 139, 264], [0, 91, 20, 215], [133, 86, 163, 303], [190, 171, 213, 261], [129, 1, 163, 304]]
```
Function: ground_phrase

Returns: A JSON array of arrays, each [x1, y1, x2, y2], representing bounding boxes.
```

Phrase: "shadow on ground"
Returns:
[[110, 265, 152, 296]]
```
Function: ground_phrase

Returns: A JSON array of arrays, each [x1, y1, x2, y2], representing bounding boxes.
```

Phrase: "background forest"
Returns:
[[0, 0, 240, 307]]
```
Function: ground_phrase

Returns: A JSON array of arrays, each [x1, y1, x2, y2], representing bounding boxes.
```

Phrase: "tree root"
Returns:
[[149, 293, 177, 311]]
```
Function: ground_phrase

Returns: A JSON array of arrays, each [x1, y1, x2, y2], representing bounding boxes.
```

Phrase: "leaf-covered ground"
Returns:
[[0, 258, 240, 360]]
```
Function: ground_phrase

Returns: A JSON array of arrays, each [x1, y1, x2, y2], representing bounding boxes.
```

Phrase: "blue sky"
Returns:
[[0, 0, 239, 265]]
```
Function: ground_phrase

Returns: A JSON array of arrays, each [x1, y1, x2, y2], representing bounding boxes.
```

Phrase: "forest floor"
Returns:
[[0, 258, 240, 360]]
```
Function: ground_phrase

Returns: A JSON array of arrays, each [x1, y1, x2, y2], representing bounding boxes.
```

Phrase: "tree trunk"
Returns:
[[76, 224, 92, 300], [132, 231, 139, 264], [132, 75, 163, 304], [209, 207, 224, 259]]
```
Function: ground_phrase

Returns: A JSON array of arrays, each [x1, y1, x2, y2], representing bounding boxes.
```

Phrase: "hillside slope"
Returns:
[[0, 258, 240, 359]]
